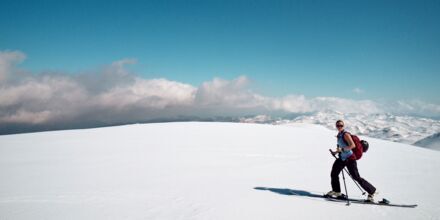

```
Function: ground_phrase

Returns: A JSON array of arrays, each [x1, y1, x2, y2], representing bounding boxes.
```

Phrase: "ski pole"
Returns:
[[329, 149, 366, 195], [341, 165, 350, 206]]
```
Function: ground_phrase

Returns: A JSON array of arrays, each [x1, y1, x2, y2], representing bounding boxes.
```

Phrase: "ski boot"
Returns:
[[325, 191, 347, 200], [366, 190, 379, 203]]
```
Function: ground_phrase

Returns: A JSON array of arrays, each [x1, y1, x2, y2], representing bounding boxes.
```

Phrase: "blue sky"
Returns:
[[1, 0, 439, 103]]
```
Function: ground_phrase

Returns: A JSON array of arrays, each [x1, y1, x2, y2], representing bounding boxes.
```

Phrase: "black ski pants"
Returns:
[[331, 158, 376, 195]]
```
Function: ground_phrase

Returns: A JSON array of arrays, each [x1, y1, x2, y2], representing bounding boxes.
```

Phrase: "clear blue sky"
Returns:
[[1, 0, 439, 103]]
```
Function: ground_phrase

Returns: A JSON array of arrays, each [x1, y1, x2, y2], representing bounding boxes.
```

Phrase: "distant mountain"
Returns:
[[2, 109, 438, 149], [239, 110, 440, 147]]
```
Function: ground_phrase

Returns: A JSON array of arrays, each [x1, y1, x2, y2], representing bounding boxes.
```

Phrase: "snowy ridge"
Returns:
[[1, 122, 439, 219], [240, 111, 440, 147], [413, 132, 440, 150]]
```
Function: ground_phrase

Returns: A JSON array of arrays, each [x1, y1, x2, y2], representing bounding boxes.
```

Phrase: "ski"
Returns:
[[325, 197, 417, 208]]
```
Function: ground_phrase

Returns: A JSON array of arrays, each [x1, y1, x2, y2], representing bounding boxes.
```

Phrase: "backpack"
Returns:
[[342, 131, 369, 160]]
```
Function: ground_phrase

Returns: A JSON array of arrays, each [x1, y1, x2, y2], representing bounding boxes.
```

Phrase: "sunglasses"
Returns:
[[336, 124, 344, 128]]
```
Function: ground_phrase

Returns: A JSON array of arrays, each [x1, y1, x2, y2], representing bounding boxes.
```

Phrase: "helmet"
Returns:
[[361, 140, 369, 152]]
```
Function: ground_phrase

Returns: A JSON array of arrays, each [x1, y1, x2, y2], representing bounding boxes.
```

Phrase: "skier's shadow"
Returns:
[[254, 187, 323, 199]]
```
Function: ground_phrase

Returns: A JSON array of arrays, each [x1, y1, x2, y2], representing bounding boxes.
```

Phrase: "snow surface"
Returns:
[[413, 133, 440, 150], [1, 122, 439, 219]]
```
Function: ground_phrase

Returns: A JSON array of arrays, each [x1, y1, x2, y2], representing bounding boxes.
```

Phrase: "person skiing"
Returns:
[[326, 120, 377, 202]]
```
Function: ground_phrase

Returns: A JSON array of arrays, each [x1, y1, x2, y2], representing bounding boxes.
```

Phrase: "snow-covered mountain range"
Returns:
[[1, 122, 439, 219], [240, 111, 440, 149]]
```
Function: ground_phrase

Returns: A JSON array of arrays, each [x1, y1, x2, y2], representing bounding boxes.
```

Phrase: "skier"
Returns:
[[326, 120, 377, 202]]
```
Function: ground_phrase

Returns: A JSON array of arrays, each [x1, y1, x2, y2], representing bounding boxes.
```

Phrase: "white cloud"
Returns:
[[1, 109, 52, 124], [96, 78, 196, 110], [108, 58, 137, 76], [353, 87, 364, 94], [0, 50, 26, 82], [388, 100, 440, 118], [194, 76, 265, 108], [270, 95, 311, 113], [0, 50, 439, 133]]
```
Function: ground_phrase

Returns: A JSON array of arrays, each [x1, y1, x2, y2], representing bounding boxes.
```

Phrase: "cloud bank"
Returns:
[[1, 50, 439, 134]]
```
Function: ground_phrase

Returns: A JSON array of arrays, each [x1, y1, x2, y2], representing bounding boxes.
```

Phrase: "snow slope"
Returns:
[[413, 133, 440, 150], [1, 122, 439, 219]]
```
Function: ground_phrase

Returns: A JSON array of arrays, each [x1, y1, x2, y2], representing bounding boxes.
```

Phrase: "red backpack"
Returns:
[[342, 132, 369, 160]]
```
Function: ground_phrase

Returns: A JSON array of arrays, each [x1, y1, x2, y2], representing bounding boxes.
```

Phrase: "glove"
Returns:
[[330, 148, 341, 156]]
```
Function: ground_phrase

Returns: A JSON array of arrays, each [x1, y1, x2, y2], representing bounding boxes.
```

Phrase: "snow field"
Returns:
[[1, 122, 439, 219]]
